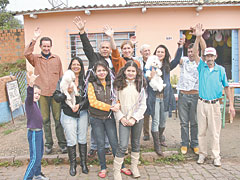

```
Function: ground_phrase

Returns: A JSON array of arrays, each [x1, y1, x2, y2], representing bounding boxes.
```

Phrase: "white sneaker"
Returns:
[[33, 172, 49, 180], [213, 158, 221, 167], [197, 154, 205, 164]]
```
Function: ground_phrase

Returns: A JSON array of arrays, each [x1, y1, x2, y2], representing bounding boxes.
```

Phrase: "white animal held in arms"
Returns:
[[60, 70, 79, 109], [145, 55, 166, 92]]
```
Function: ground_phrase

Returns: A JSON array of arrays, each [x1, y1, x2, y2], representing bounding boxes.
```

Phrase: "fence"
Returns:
[[10, 71, 27, 102]]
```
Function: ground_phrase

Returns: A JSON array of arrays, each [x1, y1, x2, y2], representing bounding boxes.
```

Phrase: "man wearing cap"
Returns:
[[193, 23, 235, 167]]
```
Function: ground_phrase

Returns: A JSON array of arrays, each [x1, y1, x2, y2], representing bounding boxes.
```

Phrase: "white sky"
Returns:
[[7, 0, 129, 22]]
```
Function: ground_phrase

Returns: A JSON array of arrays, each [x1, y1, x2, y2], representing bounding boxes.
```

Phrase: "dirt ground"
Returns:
[[0, 111, 240, 159]]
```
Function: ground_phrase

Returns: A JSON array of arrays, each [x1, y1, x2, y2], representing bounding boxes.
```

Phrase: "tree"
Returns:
[[0, 0, 23, 30]]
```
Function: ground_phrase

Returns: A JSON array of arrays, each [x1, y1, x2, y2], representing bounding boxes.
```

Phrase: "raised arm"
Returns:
[[24, 27, 41, 67], [26, 72, 39, 104], [73, 16, 96, 68], [170, 36, 184, 70], [103, 24, 116, 50], [193, 23, 205, 64]]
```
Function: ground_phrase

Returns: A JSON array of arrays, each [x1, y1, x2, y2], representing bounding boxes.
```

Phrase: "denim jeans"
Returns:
[[90, 116, 118, 170], [60, 110, 88, 146], [178, 92, 198, 148], [23, 130, 44, 180], [90, 127, 110, 150], [152, 98, 168, 132], [116, 119, 144, 158], [39, 95, 66, 149]]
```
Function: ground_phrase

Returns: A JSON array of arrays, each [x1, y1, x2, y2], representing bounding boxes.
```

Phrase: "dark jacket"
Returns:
[[80, 32, 114, 72], [88, 80, 112, 120], [53, 78, 89, 118], [146, 47, 183, 118]]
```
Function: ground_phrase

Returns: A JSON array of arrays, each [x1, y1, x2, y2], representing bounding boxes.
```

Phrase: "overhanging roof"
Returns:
[[13, 1, 240, 16]]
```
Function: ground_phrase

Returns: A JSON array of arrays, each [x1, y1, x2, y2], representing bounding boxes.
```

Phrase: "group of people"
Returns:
[[23, 16, 235, 180]]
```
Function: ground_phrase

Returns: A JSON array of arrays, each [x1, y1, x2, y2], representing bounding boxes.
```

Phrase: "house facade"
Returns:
[[15, 0, 240, 82]]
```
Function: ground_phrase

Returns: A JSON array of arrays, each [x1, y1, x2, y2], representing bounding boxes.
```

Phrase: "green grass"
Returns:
[[12, 160, 23, 167], [0, 161, 10, 167], [3, 129, 15, 135], [41, 159, 48, 167], [53, 158, 63, 165], [155, 154, 185, 165]]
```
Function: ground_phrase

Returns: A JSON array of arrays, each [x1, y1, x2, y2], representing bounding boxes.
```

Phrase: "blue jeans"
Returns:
[[152, 98, 168, 132], [90, 127, 110, 150], [60, 110, 88, 146], [116, 119, 144, 158], [178, 92, 198, 148], [23, 130, 44, 180], [90, 116, 118, 170]]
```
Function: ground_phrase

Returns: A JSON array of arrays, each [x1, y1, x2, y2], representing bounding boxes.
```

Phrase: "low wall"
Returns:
[[0, 76, 24, 124]]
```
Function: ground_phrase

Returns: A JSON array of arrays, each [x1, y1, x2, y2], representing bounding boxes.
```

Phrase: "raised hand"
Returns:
[[130, 35, 138, 45], [103, 24, 114, 38], [195, 23, 205, 37], [178, 34, 185, 47], [73, 16, 86, 34], [33, 27, 41, 41], [27, 71, 39, 87]]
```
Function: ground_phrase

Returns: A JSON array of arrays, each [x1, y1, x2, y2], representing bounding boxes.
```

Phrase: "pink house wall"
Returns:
[[23, 6, 240, 76]]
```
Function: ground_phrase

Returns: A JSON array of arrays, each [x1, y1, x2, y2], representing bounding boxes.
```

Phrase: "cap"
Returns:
[[204, 47, 216, 56]]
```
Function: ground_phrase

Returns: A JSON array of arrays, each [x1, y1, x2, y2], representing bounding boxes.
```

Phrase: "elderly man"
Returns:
[[24, 27, 67, 154], [73, 16, 113, 157], [135, 44, 151, 141], [193, 23, 235, 167]]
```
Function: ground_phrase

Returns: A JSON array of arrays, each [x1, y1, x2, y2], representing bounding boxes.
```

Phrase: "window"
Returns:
[[70, 32, 135, 65]]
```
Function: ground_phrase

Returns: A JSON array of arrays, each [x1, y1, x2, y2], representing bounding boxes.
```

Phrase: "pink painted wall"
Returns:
[[24, 6, 240, 76]]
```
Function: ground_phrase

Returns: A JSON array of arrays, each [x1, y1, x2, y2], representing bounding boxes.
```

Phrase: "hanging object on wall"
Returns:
[[215, 31, 223, 42], [218, 40, 224, 46], [203, 30, 210, 40], [227, 37, 232, 47], [185, 30, 192, 40], [213, 39, 218, 47]]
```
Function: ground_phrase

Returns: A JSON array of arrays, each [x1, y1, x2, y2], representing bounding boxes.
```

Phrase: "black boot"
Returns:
[[79, 143, 89, 174], [67, 145, 77, 176], [159, 127, 167, 147], [151, 131, 164, 156]]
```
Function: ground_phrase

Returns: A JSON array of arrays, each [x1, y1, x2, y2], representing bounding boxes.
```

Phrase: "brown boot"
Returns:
[[151, 131, 164, 156]]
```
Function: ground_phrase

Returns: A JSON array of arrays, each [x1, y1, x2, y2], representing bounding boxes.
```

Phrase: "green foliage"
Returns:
[[0, 0, 9, 11], [0, 161, 10, 167], [155, 154, 185, 165], [41, 159, 48, 167], [0, 160, 23, 167], [3, 129, 15, 135], [0, 59, 26, 77], [53, 158, 63, 165], [12, 160, 23, 167], [124, 156, 131, 165], [0, 0, 23, 30]]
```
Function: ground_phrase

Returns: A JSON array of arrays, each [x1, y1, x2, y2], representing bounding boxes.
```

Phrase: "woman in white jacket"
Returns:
[[113, 61, 147, 179]]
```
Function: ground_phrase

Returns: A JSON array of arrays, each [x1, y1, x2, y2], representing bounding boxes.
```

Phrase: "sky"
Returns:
[[7, 0, 129, 22]]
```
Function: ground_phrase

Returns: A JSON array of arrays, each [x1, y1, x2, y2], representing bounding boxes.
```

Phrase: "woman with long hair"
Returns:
[[113, 61, 147, 179], [54, 57, 89, 176], [87, 60, 120, 178], [146, 38, 184, 156]]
